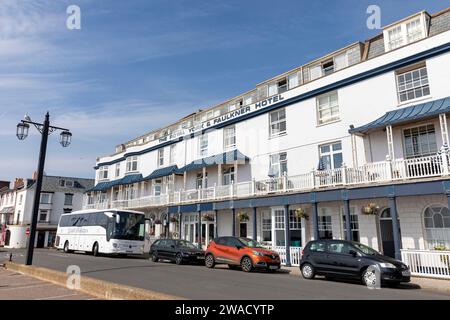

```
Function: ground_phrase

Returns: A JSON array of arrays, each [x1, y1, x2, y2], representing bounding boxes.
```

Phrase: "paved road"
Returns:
[[1, 248, 449, 300]]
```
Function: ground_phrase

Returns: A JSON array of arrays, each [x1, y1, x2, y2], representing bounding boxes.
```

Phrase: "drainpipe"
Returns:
[[388, 186, 402, 260], [284, 204, 291, 267], [252, 207, 257, 241], [311, 193, 319, 240], [232, 208, 236, 237]]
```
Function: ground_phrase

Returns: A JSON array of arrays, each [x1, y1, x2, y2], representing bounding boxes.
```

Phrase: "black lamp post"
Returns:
[[16, 112, 72, 266]]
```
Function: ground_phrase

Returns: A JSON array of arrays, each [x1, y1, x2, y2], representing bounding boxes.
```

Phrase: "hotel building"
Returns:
[[85, 7, 450, 277]]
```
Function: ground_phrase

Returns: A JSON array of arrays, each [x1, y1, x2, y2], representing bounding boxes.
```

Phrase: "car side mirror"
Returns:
[[171, 245, 175, 249], [236, 245, 243, 250], [349, 250, 358, 257]]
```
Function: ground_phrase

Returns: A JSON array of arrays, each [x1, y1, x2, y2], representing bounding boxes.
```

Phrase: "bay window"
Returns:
[[126, 156, 138, 172], [158, 148, 164, 167], [403, 124, 437, 158], [98, 166, 109, 180], [198, 134, 208, 157], [396, 65, 430, 103], [223, 126, 236, 150], [269, 152, 288, 177], [269, 108, 286, 137], [317, 91, 339, 125], [319, 142, 343, 170]]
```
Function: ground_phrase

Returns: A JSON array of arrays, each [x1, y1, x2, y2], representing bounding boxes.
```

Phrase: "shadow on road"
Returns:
[[315, 276, 422, 290]]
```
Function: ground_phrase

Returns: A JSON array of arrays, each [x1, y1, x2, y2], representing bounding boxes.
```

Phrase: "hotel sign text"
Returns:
[[158, 94, 285, 143]]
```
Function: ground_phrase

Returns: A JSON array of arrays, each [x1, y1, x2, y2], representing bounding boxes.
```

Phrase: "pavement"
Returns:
[[1, 248, 449, 300], [0, 267, 95, 300]]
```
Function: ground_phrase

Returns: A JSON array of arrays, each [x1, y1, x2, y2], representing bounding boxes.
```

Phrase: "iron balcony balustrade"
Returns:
[[84, 153, 450, 210]]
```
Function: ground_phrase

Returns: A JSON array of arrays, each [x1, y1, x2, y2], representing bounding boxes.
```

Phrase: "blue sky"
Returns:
[[0, 0, 447, 182]]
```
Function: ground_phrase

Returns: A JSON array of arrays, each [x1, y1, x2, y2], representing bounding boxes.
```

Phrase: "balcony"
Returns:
[[84, 153, 450, 210]]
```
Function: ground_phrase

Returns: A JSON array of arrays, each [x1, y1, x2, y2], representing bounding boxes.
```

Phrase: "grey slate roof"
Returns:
[[28, 175, 94, 193]]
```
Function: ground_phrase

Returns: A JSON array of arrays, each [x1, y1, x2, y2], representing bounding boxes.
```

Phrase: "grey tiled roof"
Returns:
[[28, 175, 94, 193]]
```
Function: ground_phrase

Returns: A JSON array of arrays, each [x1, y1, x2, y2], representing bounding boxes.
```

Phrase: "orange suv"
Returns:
[[205, 236, 281, 272]]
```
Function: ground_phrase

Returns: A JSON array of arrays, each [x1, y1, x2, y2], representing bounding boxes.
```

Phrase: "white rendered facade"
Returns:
[[2, 176, 94, 249], [86, 9, 450, 271]]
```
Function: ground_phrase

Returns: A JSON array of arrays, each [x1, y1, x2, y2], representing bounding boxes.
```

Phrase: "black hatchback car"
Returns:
[[150, 239, 205, 265], [300, 240, 410, 286]]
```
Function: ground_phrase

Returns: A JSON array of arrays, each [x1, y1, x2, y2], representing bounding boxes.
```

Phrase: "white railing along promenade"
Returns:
[[85, 154, 450, 210], [401, 249, 450, 279]]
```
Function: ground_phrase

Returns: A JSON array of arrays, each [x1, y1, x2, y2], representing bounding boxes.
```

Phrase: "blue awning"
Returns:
[[144, 165, 180, 180], [349, 96, 450, 134], [87, 181, 115, 192], [116, 173, 143, 185], [87, 174, 143, 192], [178, 149, 249, 173]]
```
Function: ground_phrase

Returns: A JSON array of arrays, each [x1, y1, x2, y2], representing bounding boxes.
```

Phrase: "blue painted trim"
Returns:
[[95, 42, 450, 169], [167, 179, 450, 212]]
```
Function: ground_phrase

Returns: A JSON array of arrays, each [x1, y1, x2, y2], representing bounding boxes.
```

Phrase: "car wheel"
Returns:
[[151, 252, 159, 262], [241, 256, 253, 272], [92, 242, 99, 257], [63, 241, 70, 253], [301, 263, 315, 279], [362, 268, 378, 287], [175, 253, 183, 265], [205, 254, 215, 268]]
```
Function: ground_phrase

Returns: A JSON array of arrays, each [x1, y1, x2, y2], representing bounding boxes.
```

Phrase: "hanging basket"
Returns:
[[294, 208, 309, 220], [170, 216, 178, 223], [154, 219, 162, 225], [361, 203, 379, 215], [237, 211, 249, 222]]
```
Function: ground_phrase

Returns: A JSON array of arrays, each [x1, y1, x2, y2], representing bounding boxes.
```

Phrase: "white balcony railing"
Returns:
[[85, 154, 450, 211], [401, 249, 450, 279]]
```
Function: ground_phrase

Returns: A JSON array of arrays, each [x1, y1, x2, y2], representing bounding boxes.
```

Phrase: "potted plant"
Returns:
[[294, 207, 309, 220], [434, 245, 450, 271], [237, 211, 249, 222], [361, 203, 379, 215]]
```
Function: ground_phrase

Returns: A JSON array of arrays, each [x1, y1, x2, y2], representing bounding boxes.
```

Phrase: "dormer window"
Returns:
[[59, 179, 74, 188], [98, 166, 109, 180], [383, 13, 428, 52], [322, 60, 334, 76], [387, 25, 403, 50], [268, 78, 288, 96]]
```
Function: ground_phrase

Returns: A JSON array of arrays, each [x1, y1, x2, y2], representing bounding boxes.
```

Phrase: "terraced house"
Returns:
[[85, 7, 450, 278]]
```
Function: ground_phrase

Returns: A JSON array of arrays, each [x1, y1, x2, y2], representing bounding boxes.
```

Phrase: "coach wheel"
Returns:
[[92, 242, 99, 257], [63, 241, 70, 253]]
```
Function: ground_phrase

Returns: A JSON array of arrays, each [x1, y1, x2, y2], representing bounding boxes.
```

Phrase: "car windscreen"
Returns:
[[112, 212, 145, 241], [238, 237, 265, 248], [352, 242, 380, 255]]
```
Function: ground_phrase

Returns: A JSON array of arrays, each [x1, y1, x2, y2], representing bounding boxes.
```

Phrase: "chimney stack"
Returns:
[[13, 178, 24, 190]]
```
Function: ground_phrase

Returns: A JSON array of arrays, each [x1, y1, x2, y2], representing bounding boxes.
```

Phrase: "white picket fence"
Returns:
[[270, 246, 302, 266], [401, 249, 450, 279]]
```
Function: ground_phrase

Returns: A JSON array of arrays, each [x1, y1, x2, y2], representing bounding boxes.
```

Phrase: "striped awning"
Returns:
[[144, 165, 180, 180], [87, 174, 143, 192], [349, 96, 450, 134], [178, 149, 249, 173]]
